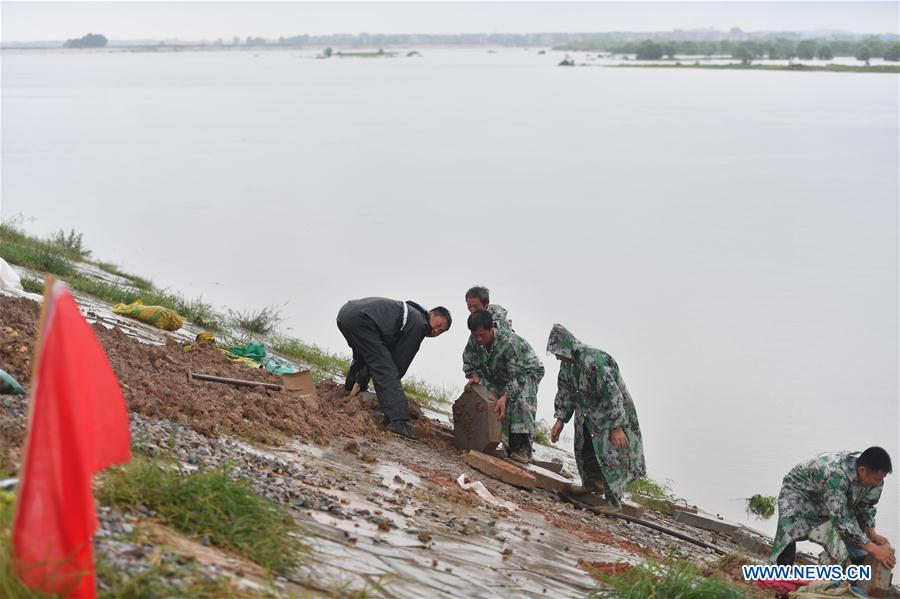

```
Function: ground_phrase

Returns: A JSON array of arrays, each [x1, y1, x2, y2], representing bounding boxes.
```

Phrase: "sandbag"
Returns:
[[112, 300, 185, 331]]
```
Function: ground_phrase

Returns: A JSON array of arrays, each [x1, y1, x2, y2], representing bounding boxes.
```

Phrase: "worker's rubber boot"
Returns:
[[570, 480, 601, 496], [387, 420, 418, 442], [508, 448, 533, 464]]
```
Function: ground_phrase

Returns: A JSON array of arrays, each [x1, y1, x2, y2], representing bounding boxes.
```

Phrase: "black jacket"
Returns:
[[337, 297, 430, 377]]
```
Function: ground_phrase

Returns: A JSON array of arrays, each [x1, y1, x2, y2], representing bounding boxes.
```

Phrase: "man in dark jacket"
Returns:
[[336, 297, 451, 440]]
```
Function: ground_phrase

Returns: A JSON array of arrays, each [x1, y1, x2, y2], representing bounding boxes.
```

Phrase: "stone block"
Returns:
[[464, 450, 536, 490], [452, 385, 501, 452], [861, 555, 893, 598]]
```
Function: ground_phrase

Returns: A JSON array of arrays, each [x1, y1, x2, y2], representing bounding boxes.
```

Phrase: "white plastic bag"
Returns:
[[456, 473, 517, 511], [0, 258, 43, 301]]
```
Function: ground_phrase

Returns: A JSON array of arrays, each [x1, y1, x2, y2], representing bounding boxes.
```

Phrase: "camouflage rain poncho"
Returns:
[[463, 304, 512, 379], [770, 451, 882, 564], [463, 326, 544, 440], [547, 324, 646, 502]]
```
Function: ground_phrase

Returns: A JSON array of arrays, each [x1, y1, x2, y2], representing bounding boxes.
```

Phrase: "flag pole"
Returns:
[[17, 275, 56, 481]]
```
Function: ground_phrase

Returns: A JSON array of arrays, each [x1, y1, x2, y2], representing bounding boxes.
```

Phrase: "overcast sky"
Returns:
[[1, 1, 896, 42]]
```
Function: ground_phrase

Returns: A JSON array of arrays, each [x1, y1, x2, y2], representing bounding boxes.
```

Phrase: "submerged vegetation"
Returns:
[[557, 37, 900, 64], [608, 62, 900, 74], [744, 494, 777, 520]]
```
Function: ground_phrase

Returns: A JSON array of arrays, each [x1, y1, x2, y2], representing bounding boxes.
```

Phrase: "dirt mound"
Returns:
[[0, 295, 449, 467]]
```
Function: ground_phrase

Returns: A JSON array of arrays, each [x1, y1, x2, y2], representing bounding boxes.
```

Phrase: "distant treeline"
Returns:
[[557, 38, 900, 62], [63, 33, 108, 49]]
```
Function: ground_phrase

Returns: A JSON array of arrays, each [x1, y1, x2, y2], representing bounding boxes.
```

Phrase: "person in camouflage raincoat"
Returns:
[[547, 324, 645, 507], [770, 448, 895, 569], [464, 310, 544, 462], [462, 286, 512, 381]]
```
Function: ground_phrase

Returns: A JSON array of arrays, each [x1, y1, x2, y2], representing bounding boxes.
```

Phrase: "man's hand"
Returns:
[[495, 395, 507, 420], [550, 419, 565, 444], [464, 376, 480, 391], [349, 383, 361, 397], [868, 530, 892, 548], [610, 428, 628, 449], [865, 543, 896, 569]]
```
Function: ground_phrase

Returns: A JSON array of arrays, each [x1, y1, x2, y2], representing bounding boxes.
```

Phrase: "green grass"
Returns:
[[588, 558, 757, 598], [19, 277, 44, 295], [0, 224, 76, 277], [533, 419, 552, 445], [229, 306, 284, 337], [625, 477, 691, 515], [46, 229, 91, 260], [745, 494, 776, 520], [401, 377, 453, 410], [97, 460, 305, 573]]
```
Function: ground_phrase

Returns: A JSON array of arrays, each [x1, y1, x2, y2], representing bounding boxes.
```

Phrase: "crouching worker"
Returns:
[[771, 447, 895, 569], [546, 324, 646, 510], [336, 297, 451, 441], [464, 310, 544, 463]]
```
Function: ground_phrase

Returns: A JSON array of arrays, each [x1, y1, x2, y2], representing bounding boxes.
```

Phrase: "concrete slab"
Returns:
[[673, 510, 740, 535], [464, 450, 536, 490], [452, 385, 501, 452], [532, 459, 564, 474], [514, 462, 572, 494], [728, 527, 771, 557]]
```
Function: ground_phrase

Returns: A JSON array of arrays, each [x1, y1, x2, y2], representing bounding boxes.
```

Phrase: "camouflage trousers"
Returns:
[[771, 487, 860, 565], [500, 374, 539, 440], [574, 413, 646, 504]]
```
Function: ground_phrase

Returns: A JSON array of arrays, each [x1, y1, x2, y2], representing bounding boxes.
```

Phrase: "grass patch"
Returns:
[[744, 494, 776, 520], [97, 460, 304, 573], [533, 419, 552, 445], [0, 224, 76, 277], [588, 558, 758, 598], [229, 306, 284, 337], [625, 477, 691, 515], [401, 377, 453, 410], [47, 229, 91, 260], [19, 277, 44, 295]]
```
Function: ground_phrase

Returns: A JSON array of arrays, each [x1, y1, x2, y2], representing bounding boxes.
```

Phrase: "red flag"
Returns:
[[12, 279, 131, 598]]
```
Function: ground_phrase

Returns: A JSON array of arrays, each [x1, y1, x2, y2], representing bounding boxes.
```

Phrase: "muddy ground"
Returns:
[[1, 293, 771, 597]]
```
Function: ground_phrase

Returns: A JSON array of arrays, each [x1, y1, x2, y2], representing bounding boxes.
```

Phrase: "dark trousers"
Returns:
[[581, 422, 604, 483], [507, 433, 532, 456], [336, 314, 410, 422], [776, 540, 868, 566]]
